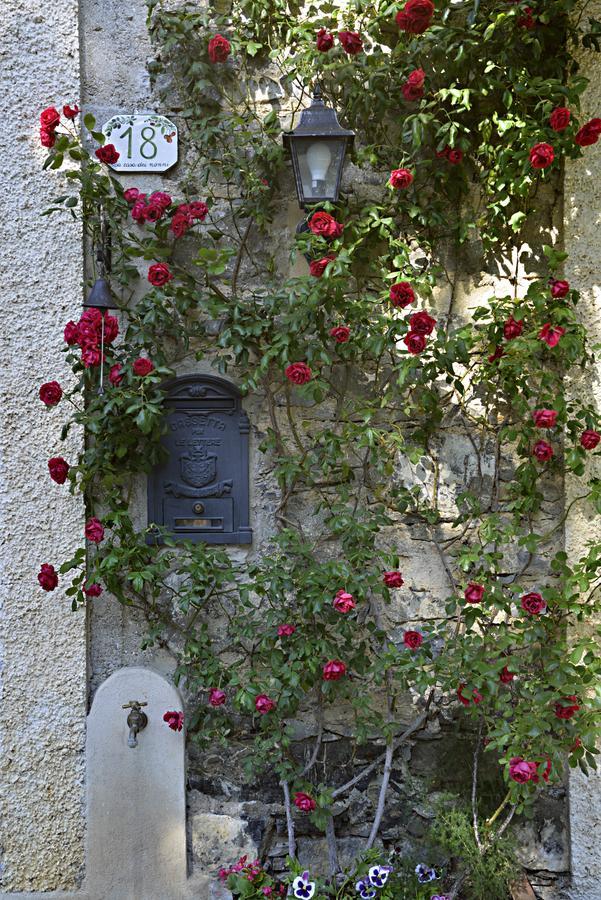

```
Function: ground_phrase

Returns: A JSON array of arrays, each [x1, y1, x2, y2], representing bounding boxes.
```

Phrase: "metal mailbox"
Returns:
[[148, 375, 252, 544]]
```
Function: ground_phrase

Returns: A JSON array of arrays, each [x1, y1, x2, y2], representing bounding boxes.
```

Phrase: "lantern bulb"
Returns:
[[306, 142, 332, 187]]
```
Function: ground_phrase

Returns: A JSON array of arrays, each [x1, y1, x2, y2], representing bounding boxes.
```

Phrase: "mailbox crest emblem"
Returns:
[[181, 446, 216, 488]]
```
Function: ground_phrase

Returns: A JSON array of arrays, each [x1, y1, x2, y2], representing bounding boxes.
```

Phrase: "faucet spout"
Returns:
[[122, 700, 148, 749]]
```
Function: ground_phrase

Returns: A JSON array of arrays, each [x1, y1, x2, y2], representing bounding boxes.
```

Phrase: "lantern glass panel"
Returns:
[[293, 136, 347, 205]]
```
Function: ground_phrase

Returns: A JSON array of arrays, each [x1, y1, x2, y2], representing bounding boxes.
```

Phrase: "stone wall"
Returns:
[[79, 2, 571, 896]]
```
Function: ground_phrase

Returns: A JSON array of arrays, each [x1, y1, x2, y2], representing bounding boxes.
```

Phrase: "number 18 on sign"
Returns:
[[101, 114, 178, 172]]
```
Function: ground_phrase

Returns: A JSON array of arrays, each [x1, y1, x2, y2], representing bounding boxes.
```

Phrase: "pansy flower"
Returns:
[[368, 866, 392, 888], [415, 864, 437, 883], [355, 878, 376, 899], [292, 872, 315, 900]]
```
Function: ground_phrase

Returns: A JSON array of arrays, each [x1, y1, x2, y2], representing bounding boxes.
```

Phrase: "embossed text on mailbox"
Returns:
[[148, 375, 252, 544]]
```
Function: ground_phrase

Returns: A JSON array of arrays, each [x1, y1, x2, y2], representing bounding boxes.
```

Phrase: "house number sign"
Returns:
[[101, 114, 178, 172], [147, 375, 252, 545]]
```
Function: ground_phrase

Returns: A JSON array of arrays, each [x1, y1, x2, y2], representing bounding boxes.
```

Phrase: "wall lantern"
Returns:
[[283, 86, 355, 209]]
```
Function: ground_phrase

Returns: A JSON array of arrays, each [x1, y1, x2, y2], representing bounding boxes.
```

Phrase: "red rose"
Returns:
[[143, 202, 164, 223], [520, 591, 546, 615], [390, 282, 415, 308], [208, 688, 227, 707], [323, 659, 347, 680], [170, 211, 192, 238], [529, 142, 554, 170], [581, 429, 601, 450], [124, 188, 143, 205], [63, 321, 79, 345], [38, 563, 59, 591], [457, 683, 482, 706], [518, 7, 536, 29], [330, 326, 350, 343], [163, 710, 184, 731], [208, 34, 231, 63], [464, 582, 484, 604], [39, 381, 63, 406], [285, 362, 312, 385], [390, 168, 414, 189], [40, 128, 56, 148], [539, 757, 552, 783], [278, 624, 296, 637], [189, 201, 209, 220], [148, 263, 173, 287], [383, 570, 403, 587], [149, 191, 172, 210], [109, 364, 123, 386], [447, 148, 463, 164], [403, 630, 423, 650], [255, 693, 276, 714], [338, 30, 363, 54], [549, 107, 570, 132], [403, 331, 427, 354], [48, 457, 70, 484], [407, 67, 425, 88], [456, 683, 470, 706], [308, 211, 343, 239], [488, 346, 504, 363], [509, 756, 538, 783], [133, 357, 154, 377], [84, 583, 103, 598], [103, 313, 119, 344], [82, 346, 102, 368], [402, 82, 424, 102], [333, 590, 356, 613], [549, 278, 569, 299], [396, 0, 434, 34], [533, 409, 557, 428], [63, 103, 80, 119], [402, 69, 426, 101], [309, 255, 335, 278], [316, 28, 334, 51], [40, 107, 60, 129], [539, 322, 565, 347], [95, 144, 120, 165], [85, 517, 105, 543], [499, 665, 515, 684], [408, 310, 436, 335], [575, 118, 601, 147], [554, 695, 580, 720], [503, 315, 524, 340], [293, 792, 316, 812], [533, 439, 553, 461], [131, 200, 147, 223]]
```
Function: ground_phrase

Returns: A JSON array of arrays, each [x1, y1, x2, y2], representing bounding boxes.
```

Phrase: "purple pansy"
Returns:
[[293, 872, 315, 900], [415, 864, 437, 884], [355, 878, 376, 900], [368, 866, 392, 888]]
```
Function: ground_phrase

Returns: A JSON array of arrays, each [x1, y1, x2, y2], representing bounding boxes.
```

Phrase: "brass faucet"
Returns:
[[122, 700, 148, 748]]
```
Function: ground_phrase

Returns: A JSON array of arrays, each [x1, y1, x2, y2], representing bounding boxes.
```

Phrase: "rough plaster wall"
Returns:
[[0, 0, 86, 892], [564, 5, 601, 898]]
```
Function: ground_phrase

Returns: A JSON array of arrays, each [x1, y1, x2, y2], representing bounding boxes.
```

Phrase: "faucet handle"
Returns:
[[122, 700, 148, 710]]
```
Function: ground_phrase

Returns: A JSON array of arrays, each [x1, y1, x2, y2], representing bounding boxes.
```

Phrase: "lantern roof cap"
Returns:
[[84, 277, 117, 310], [283, 86, 355, 146]]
